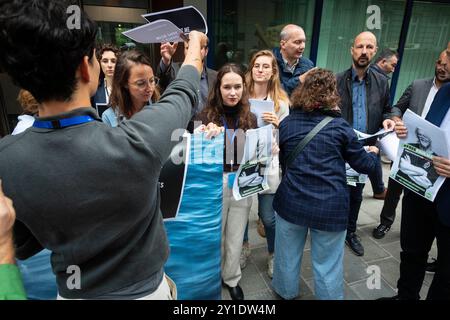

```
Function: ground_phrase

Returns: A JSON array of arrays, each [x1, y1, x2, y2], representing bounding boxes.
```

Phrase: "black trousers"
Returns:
[[397, 191, 450, 300], [379, 177, 403, 226], [347, 184, 365, 234]]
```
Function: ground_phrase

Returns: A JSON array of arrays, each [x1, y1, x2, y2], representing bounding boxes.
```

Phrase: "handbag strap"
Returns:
[[284, 116, 334, 170]]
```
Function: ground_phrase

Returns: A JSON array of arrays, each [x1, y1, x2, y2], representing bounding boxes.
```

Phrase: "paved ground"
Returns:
[[221, 162, 437, 300]]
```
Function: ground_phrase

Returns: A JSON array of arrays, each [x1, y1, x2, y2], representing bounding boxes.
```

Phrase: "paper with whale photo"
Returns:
[[390, 110, 448, 201], [233, 125, 273, 200]]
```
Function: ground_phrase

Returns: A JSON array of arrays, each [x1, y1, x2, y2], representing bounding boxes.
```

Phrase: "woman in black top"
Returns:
[[197, 63, 256, 300]]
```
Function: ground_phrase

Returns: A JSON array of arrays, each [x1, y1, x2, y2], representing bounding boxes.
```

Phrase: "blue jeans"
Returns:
[[272, 215, 346, 300], [258, 193, 276, 253]]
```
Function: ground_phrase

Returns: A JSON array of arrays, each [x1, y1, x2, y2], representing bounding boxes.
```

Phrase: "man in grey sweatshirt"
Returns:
[[0, 0, 207, 299]]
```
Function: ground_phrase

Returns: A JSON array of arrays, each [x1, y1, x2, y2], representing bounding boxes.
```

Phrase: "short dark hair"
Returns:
[[0, 0, 97, 103], [96, 43, 120, 61], [374, 48, 399, 64], [96, 43, 120, 81]]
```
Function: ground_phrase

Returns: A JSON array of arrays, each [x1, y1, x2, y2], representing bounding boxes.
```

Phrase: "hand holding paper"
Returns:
[[383, 119, 396, 131], [433, 156, 450, 178], [395, 120, 408, 138], [182, 31, 207, 74], [367, 146, 379, 154], [262, 112, 280, 127]]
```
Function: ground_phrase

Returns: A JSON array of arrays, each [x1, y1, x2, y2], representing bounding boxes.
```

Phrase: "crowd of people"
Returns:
[[0, 0, 449, 301]]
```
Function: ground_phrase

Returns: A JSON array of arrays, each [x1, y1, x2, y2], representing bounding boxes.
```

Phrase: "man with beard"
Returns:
[[336, 31, 396, 256], [273, 24, 316, 96], [379, 42, 450, 300], [374, 49, 450, 240]]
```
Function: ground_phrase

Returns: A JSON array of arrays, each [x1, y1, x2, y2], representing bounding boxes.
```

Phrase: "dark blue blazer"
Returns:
[[273, 109, 378, 232], [427, 83, 450, 226], [91, 79, 108, 107]]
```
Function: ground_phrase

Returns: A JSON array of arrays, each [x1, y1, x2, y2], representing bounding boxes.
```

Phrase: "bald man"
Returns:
[[336, 31, 396, 257], [272, 24, 315, 96]]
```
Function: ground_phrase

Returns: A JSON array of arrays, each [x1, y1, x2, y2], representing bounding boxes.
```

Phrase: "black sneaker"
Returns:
[[346, 232, 364, 256], [426, 258, 437, 273], [372, 224, 391, 239]]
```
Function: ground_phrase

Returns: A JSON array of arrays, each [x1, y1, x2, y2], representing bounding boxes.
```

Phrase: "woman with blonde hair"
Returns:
[[244, 50, 290, 278]]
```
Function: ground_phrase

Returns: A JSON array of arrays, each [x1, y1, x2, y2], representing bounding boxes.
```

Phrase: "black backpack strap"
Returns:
[[284, 116, 334, 170]]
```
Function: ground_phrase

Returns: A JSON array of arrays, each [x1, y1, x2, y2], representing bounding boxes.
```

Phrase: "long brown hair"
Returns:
[[109, 50, 160, 119], [202, 63, 254, 130], [290, 68, 340, 112], [245, 50, 289, 113]]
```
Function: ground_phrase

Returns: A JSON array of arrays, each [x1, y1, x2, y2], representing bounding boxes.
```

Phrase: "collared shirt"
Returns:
[[421, 78, 439, 118], [351, 68, 367, 133], [282, 56, 299, 75]]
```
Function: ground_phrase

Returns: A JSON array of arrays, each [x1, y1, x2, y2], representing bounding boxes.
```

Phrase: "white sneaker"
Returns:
[[240, 242, 251, 269], [267, 253, 274, 278]]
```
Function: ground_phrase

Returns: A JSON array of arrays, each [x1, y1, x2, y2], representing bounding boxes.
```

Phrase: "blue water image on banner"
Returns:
[[17, 249, 57, 300], [164, 133, 223, 300]]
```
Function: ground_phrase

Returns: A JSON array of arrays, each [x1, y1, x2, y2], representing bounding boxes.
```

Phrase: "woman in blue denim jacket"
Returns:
[[272, 68, 379, 300], [102, 50, 160, 127]]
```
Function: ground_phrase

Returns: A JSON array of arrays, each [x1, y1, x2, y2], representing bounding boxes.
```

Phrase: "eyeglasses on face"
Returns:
[[130, 77, 159, 90]]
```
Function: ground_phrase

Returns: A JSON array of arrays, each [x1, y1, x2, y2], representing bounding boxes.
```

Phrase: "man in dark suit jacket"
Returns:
[[374, 50, 450, 239], [156, 38, 217, 132], [379, 44, 450, 300], [336, 31, 396, 257]]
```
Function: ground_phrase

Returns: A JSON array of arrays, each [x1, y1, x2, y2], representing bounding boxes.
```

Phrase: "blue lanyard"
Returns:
[[222, 116, 239, 172], [222, 116, 239, 146], [33, 115, 95, 129]]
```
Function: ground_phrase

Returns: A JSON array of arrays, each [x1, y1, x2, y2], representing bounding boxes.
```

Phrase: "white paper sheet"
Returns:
[[390, 110, 449, 201], [122, 19, 185, 44], [249, 99, 275, 128], [233, 125, 273, 200]]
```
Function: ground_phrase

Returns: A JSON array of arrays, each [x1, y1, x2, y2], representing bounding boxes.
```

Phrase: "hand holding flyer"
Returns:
[[390, 110, 449, 201]]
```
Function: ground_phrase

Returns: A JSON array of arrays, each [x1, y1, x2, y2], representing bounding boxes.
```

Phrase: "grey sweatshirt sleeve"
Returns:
[[121, 65, 200, 165]]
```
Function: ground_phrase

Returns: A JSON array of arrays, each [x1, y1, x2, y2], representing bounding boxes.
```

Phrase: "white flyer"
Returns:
[[233, 125, 273, 200], [249, 99, 275, 128], [390, 109, 449, 201]]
